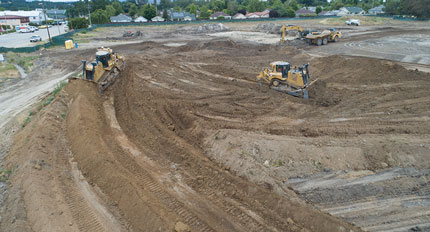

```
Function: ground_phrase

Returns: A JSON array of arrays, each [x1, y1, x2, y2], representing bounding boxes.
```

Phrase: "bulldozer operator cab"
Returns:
[[271, 61, 291, 78], [96, 50, 111, 68]]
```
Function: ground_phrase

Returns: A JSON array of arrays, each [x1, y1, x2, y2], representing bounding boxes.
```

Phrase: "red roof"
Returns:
[[1, 15, 29, 20]]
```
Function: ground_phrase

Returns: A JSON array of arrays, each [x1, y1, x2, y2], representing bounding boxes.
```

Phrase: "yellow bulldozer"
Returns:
[[280, 25, 310, 44], [81, 47, 125, 92], [305, 28, 341, 46], [257, 61, 311, 99]]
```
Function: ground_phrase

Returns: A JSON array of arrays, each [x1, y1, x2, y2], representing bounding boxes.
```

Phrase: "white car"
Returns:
[[30, 35, 42, 42], [346, 19, 360, 26], [20, 28, 34, 33], [29, 26, 39, 31]]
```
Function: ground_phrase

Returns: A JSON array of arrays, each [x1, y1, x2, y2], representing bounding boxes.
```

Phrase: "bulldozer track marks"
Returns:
[[63, 185, 105, 232]]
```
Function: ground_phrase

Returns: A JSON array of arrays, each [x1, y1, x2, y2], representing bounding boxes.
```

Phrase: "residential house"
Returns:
[[368, 5, 385, 15], [134, 16, 148, 23], [318, 10, 338, 16], [245, 13, 260, 19], [233, 13, 246, 20], [295, 8, 315, 17], [255, 10, 270, 18], [307, 7, 317, 13], [0, 15, 30, 26], [0, 10, 45, 24], [151, 16, 165, 22], [110, 14, 132, 23], [46, 9, 67, 21], [210, 12, 232, 20], [339, 7, 365, 15], [170, 12, 196, 21]]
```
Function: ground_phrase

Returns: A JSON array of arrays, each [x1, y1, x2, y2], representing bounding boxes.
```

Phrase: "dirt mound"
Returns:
[[175, 38, 238, 52], [173, 23, 229, 34], [254, 23, 282, 34]]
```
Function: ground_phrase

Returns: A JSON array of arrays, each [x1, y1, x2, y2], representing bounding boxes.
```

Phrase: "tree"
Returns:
[[238, 9, 247, 15], [160, 0, 171, 10], [69, 17, 89, 29], [285, 7, 296, 17], [187, 3, 198, 15], [91, 0, 108, 11], [199, 5, 211, 19], [247, 0, 265, 12], [91, 9, 110, 24], [285, 0, 299, 11], [213, 0, 225, 11], [226, 0, 239, 15], [316, 6, 322, 14], [400, 0, 430, 18], [129, 4, 138, 17], [112, 1, 124, 15], [142, 4, 156, 19], [269, 10, 279, 17], [105, 5, 116, 17], [298, 0, 312, 6], [163, 9, 168, 19]]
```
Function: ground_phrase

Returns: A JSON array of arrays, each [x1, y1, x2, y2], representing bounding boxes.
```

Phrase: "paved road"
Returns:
[[0, 25, 67, 48]]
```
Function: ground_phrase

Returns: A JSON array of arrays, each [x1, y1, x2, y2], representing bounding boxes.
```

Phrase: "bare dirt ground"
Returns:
[[0, 18, 429, 232]]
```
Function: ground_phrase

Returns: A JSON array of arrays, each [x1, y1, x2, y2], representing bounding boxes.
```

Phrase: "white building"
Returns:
[[0, 10, 45, 24], [134, 16, 148, 22], [233, 13, 246, 20], [151, 16, 165, 22]]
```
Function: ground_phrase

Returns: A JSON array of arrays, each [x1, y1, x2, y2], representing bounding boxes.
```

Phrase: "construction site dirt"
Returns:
[[0, 18, 429, 232]]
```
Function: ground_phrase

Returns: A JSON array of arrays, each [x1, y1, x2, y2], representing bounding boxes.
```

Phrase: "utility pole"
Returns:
[[87, 2, 92, 27], [55, 10, 60, 35], [40, 2, 51, 42]]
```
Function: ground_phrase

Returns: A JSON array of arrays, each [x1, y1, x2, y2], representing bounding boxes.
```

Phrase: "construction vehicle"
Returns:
[[81, 47, 125, 92], [305, 28, 341, 46], [257, 61, 311, 99], [280, 25, 310, 43]]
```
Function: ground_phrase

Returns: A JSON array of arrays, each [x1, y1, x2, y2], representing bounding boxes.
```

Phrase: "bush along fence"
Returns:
[[0, 15, 427, 53]]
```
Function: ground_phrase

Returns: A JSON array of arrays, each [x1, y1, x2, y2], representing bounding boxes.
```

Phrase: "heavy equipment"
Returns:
[[305, 28, 341, 46], [280, 25, 310, 44], [81, 47, 125, 92], [257, 61, 311, 99]]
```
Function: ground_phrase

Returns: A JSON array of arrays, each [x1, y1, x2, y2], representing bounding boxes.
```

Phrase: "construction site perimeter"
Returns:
[[0, 17, 429, 232]]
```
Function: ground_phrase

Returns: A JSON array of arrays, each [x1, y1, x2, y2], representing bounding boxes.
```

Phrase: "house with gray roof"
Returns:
[[339, 7, 364, 15], [110, 14, 132, 23], [170, 12, 196, 21], [210, 12, 232, 20], [368, 5, 385, 15]]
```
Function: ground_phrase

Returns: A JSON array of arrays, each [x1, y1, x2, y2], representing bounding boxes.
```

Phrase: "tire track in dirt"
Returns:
[[103, 99, 216, 232]]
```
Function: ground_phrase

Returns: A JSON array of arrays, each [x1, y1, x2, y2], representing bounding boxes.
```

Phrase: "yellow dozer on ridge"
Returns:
[[81, 47, 125, 92], [257, 61, 311, 99]]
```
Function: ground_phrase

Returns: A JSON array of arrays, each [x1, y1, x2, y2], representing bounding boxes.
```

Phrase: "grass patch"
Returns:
[[5, 53, 38, 72], [0, 168, 11, 181], [321, 16, 393, 26], [42, 95, 54, 107], [0, 62, 19, 79], [53, 81, 67, 96]]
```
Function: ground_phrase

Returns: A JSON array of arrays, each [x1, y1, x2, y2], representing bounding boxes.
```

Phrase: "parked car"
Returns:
[[346, 19, 360, 26], [20, 27, 34, 33], [29, 26, 39, 31], [52, 21, 63, 26], [30, 35, 42, 42]]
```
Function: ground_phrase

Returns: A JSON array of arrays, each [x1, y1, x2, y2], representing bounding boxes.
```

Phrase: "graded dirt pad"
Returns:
[[2, 37, 430, 232]]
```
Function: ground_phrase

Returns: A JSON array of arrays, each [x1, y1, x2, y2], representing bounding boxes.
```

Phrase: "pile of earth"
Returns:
[[174, 23, 230, 34], [123, 30, 143, 37], [254, 23, 282, 34]]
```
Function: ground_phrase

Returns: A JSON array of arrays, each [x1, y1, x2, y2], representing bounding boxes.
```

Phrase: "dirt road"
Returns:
[[1, 20, 429, 232]]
